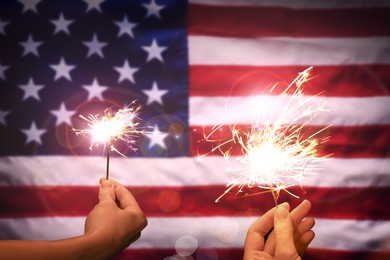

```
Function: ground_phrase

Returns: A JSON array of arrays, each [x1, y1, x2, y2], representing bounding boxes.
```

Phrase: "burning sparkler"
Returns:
[[72, 101, 146, 179], [199, 67, 330, 205]]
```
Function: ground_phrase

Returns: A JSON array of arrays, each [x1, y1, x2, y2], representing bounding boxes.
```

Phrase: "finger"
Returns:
[[103, 178, 142, 212], [263, 199, 311, 254], [114, 183, 141, 211], [106, 178, 121, 188], [244, 207, 276, 253], [98, 179, 115, 202], [290, 200, 312, 227], [296, 217, 315, 237], [296, 230, 315, 256], [244, 203, 289, 253], [296, 218, 315, 256], [274, 206, 299, 259], [244, 251, 274, 260], [104, 179, 139, 209], [250, 202, 290, 235]]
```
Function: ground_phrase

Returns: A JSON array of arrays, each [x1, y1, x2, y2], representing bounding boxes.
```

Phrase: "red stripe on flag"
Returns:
[[1, 186, 389, 220], [189, 5, 390, 38], [113, 248, 243, 260], [305, 248, 390, 260], [190, 65, 390, 97], [190, 125, 390, 158], [113, 248, 390, 260]]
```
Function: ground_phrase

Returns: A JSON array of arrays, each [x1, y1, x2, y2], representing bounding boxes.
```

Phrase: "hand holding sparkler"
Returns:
[[0, 179, 147, 259], [244, 200, 315, 260], [84, 178, 148, 258]]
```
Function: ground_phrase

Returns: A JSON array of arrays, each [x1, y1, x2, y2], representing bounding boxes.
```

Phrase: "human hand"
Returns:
[[84, 178, 147, 259], [262, 199, 315, 257], [243, 200, 315, 260]]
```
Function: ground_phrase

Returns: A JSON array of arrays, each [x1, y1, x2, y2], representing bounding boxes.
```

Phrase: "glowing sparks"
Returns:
[[200, 67, 330, 205], [72, 101, 147, 179]]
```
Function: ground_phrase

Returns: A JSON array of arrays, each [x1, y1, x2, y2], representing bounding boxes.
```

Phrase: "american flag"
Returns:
[[0, 0, 389, 259]]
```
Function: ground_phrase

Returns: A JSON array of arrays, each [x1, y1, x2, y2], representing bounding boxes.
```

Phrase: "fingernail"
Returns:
[[101, 180, 112, 189], [278, 202, 290, 210], [275, 206, 289, 220]]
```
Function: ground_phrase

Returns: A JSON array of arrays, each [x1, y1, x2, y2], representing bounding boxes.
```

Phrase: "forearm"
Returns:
[[0, 179, 147, 260], [0, 234, 113, 260]]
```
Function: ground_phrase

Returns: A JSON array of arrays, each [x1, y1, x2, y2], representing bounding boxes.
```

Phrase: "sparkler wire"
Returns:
[[106, 142, 111, 180]]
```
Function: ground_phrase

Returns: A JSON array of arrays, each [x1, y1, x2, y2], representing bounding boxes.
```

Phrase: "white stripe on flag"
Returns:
[[189, 36, 390, 66], [189, 96, 390, 125], [311, 218, 390, 251], [1, 156, 389, 187], [1, 216, 389, 251]]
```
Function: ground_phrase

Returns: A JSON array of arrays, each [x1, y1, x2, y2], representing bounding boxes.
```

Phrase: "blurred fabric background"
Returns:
[[0, 0, 389, 259]]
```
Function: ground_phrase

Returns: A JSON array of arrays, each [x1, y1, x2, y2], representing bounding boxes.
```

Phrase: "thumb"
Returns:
[[274, 205, 300, 259], [99, 179, 115, 202]]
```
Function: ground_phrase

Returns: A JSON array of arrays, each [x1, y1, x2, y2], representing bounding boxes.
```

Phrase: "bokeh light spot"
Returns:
[[211, 219, 240, 244], [175, 235, 199, 257], [35, 167, 60, 190], [157, 189, 182, 213]]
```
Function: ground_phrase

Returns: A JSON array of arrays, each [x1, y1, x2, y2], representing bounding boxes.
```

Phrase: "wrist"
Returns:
[[80, 231, 116, 260]]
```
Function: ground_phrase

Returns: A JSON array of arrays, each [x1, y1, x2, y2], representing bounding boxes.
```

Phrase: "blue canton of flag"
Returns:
[[0, 0, 189, 158]]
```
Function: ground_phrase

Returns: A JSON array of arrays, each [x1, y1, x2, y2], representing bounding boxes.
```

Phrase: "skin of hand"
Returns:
[[0, 178, 147, 260], [84, 178, 148, 259], [243, 200, 315, 260]]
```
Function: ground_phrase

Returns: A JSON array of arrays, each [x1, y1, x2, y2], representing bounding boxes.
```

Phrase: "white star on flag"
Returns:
[[143, 0, 165, 19], [142, 81, 168, 105], [18, 0, 42, 13], [0, 19, 9, 35], [115, 16, 137, 38], [50, 103, 75, 126], [83, 34, 107, 58], [82, 78, 108, 100], [0, 63, 9, 80], [50, 57, 76, 81], [0, 109, 10, 125], [114, 60, 139, 83], [84, 0, 104, 12], [19, 77, 44, 101], [19, 34, 43, 57], [50, 13, 73, 35], [21, 121, 47, 145], [146, 125, 169, 149], [142, 39, 167, 62]]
